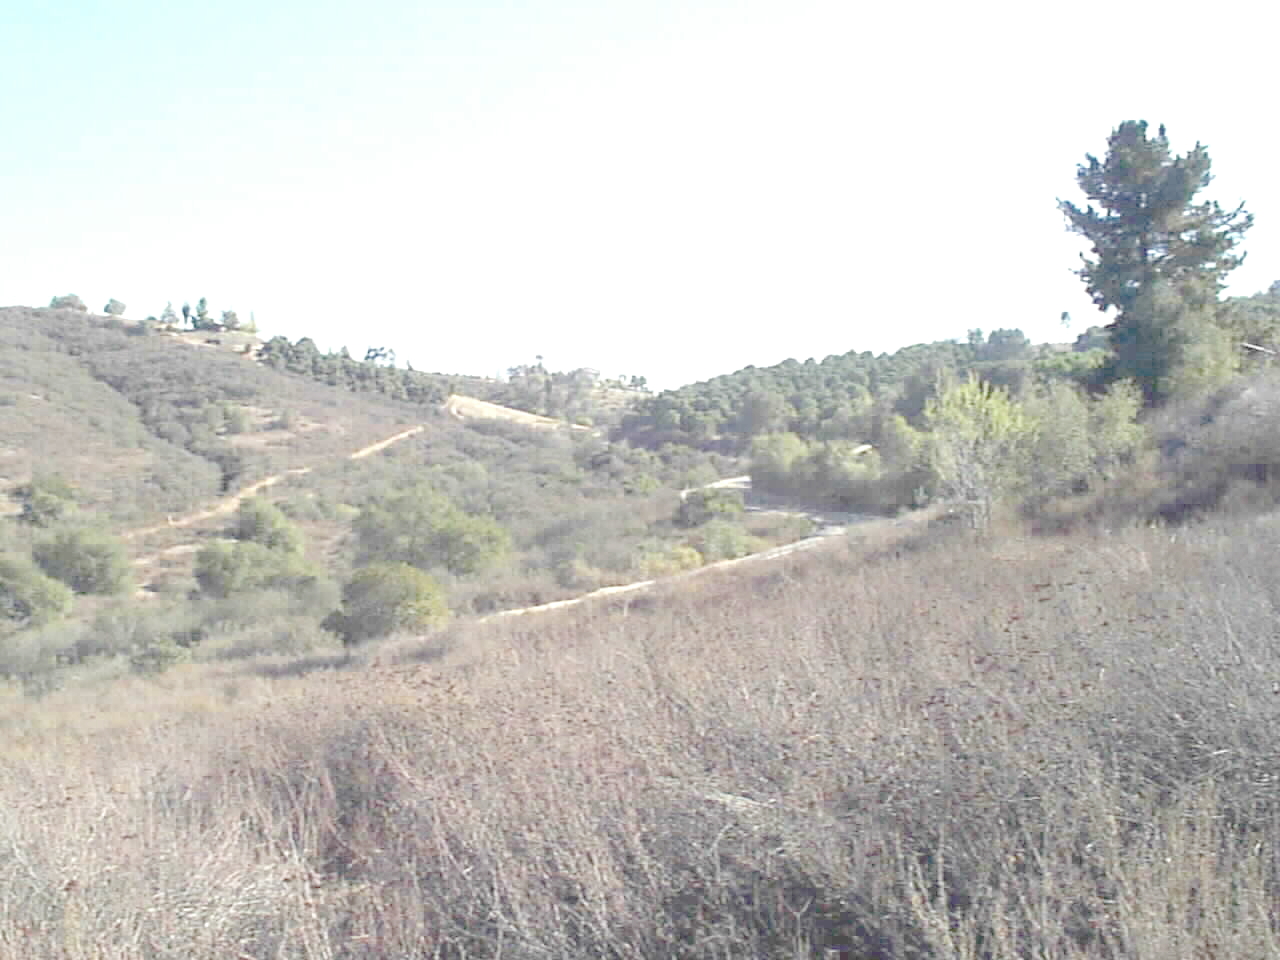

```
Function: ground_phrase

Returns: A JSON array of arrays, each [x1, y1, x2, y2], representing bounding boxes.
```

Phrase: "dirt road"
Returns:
[[482, 477, 903, 623], [445, 395, 592, 432], [126, 424, 429, 592], [124, 425, 426, 543]]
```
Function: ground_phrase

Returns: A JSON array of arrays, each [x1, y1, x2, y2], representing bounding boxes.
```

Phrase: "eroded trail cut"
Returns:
[[126, 423, 429, 594]]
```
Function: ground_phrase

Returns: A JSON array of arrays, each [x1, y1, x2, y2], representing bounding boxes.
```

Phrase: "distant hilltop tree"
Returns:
[[160, 302, 179, 328], [220, 309, 241, 331], [103, 299, 126, 316], [48, 294, 88, 312]]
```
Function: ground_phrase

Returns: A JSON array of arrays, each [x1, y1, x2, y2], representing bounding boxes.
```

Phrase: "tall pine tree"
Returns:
[[1059, 121, 1252, 403]]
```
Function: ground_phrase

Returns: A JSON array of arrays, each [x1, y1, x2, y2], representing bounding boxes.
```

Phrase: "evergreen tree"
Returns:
[[48, 294, 88, 312], [1059, 121, 1252, 402]]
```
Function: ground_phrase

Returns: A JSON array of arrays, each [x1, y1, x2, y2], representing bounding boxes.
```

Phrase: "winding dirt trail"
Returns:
[[124, 392, 583, 589], [445, 394, 593, 432], [480, 479, 921, 624], [124, 425, 426, 543], [126, 424, 428, 590]]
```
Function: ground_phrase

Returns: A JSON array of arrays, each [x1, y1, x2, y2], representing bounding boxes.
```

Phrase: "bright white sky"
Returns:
[[2, 0, 1276, 388]]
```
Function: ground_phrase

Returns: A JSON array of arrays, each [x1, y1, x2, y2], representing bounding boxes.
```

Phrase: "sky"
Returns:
[[2, 0, 1277, 390]]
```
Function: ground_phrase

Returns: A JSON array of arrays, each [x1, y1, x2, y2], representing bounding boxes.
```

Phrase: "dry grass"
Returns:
[[1, 512, 1278, 958], [445, 394, 594, 432]]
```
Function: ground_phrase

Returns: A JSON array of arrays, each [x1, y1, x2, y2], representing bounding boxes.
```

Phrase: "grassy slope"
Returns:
[[0, 306, 428, 526], [1, 508, 1276, 958], [0, 308, 763, 644]]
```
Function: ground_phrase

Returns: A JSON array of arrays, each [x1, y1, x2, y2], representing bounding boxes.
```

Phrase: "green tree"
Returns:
[[1089, 381, 1147, 483], [220, 309, 241, 330], [327, 562, 448, 644], [48, 294, 87, 311], [925, 374, 1036, 528], [1024, 379, 1146, 502], [160, 301, 179, 328], [194, 541, 315, 598], [33, 528, 131, 595], [737, 387, 789, 437], [354, 486, 510, 577], [1059, 121, 1252, 402], [688, 518, 759, 562], [0, 553, 73, 628], [676, 487, 745, 528], [234, 497, 303, 554], [11, 475, 76, 527], [194, 297, 211, 330], [749, 432, 810, 492], [1024, 381, 1094, 498], [103, 299, 126, 316]]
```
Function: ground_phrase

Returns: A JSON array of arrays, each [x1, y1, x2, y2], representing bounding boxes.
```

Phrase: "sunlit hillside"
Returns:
[[1, 489, 1277, 957]]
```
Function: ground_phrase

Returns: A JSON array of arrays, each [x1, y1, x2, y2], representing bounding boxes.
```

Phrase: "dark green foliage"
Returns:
[[492, 362, 604, 423], [686, 518, 759, 561], [750, 432, 891, 510], [1060, 121, 1251, 317], [1221, 282, 1280, 369], [48, 294, 88, 311], [353, 485, 510, 577], [1073, 326, 1110, 352], [616, 338, 1004, 459], [258, 335, 447, 406], [234, 497, 303, 554], [675, 488, 744, 528], [1060, 121, 1252, 402], [327, 562, 448, 644], [32, 527, 131, 595], [194, 541, 317, 598], [104, 299, 126, 316], [11, 474, 76, 527], [0, 552, 73, 628]]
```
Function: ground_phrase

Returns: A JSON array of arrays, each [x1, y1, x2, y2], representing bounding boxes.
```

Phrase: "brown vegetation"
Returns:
[[1, 509, 1276, 957]]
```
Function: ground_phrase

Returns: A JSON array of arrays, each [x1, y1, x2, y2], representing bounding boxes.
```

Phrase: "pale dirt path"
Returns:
[[479, 479, 925, 624], [445, 394, 593, 432], [125, 395, 584, 590], [127, 423, 429, 592], [124, 425, 427, 543]]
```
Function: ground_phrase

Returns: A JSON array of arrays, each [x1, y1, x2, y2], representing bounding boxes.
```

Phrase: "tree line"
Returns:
[[614, 119, 1279, 521]]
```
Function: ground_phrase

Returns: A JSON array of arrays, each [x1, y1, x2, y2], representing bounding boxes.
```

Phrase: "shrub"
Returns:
[[48, 294, 88, 311], [0, 552, 73, 629], [194, 541, 317, 598], [354, 485, 511, 577], [223, 406, 250, 435], [635, 543, 703, 578], [103, 299, 126, 316], [234, 497, 303, 554], [925, 373, 1036, 528], [688, 518, 760, 562], [676, 487, 745, 528], [33, 527, 131, 595], [326, 562, 449, 645], [11, 474, 76, 527]]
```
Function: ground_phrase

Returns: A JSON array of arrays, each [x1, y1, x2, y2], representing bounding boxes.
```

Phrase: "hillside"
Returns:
[[1, 496, 1276, 957], [0, 305, 831, 669], [0, 306, 436, 526], [3, 293, 1280, 955]]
